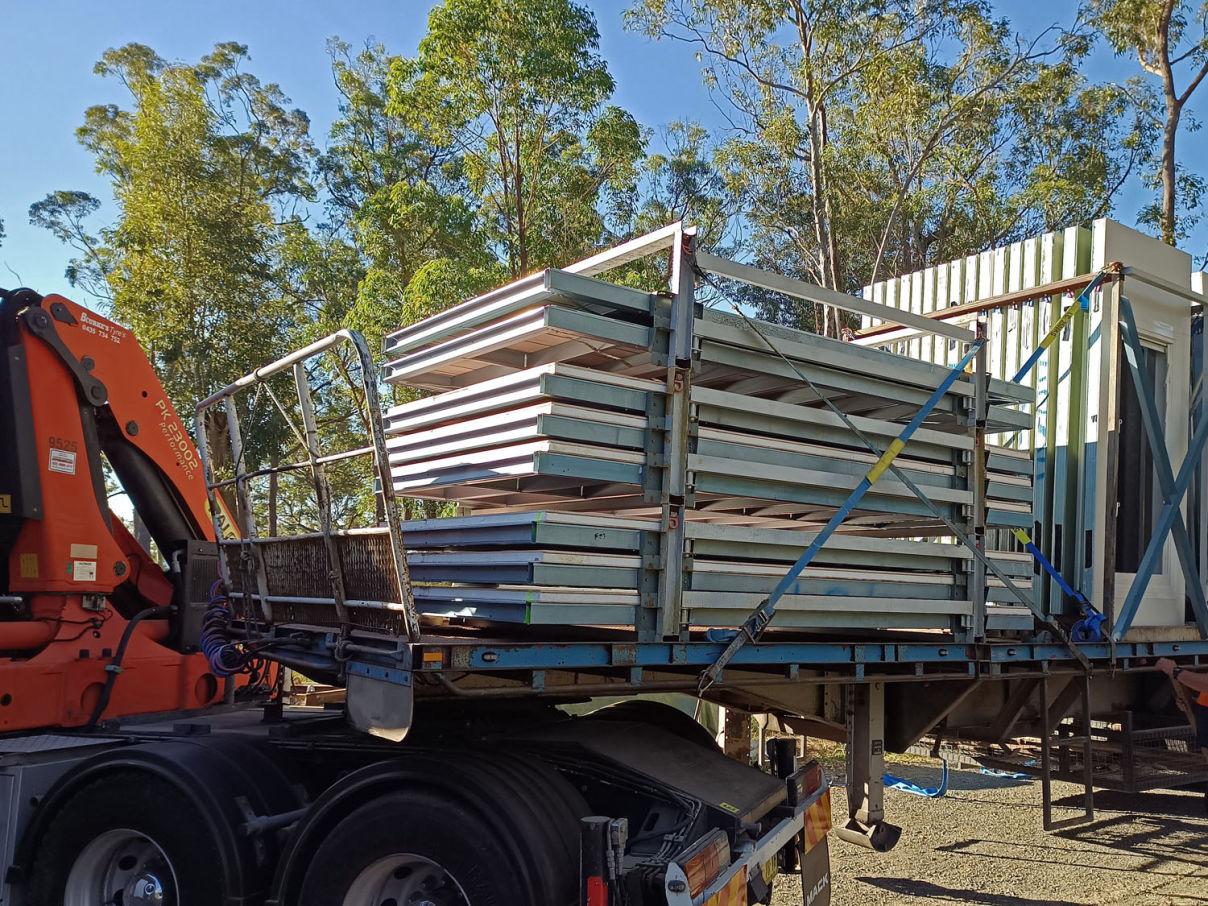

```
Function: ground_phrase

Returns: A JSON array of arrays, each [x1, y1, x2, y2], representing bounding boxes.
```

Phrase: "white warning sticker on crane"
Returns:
[[72, 560, 97, 582], [48, 448, 77, 475]]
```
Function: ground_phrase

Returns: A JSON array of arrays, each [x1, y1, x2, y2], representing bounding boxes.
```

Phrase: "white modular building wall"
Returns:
[[861, 219, 1207, 633]]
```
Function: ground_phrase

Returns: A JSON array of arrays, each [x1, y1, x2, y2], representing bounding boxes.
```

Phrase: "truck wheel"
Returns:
[[298, 789, 528, 906], [26, 772, 224, 905]]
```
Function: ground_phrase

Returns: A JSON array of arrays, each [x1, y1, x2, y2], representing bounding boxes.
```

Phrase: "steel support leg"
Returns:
[[838, 682, 901, 851], [1040, 675, 1095, 831]]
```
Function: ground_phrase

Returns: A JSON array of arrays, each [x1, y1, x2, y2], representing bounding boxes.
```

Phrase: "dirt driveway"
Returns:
[[772, 761, 1208, 905]]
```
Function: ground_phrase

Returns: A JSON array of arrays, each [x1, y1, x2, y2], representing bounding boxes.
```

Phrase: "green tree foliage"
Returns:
[[33, 42, 314, 412], [28, 190, 112, 300], [822, 25, 1145, 286], [624, 122, 732, 244], [318, 40, 489, 350], [629, 0, 1144, 332], [1089, 0, 1208, 244], [606, 121, 737, 291], [410, 0, 645, 276]]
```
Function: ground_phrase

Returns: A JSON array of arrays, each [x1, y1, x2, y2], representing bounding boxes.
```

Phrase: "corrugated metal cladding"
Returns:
[[862, 218, 1208, 630]]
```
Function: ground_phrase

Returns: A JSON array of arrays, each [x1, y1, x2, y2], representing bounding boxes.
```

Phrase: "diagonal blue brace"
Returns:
[[1113, 297, 1208, 641], [699, 339, 985, 692]]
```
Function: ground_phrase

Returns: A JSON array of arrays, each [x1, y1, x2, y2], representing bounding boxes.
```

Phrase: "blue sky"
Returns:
[[0, 0, 1201, 296]]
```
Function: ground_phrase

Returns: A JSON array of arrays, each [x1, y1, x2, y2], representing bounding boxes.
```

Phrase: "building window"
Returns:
[[1115, 345, 1167, 574]]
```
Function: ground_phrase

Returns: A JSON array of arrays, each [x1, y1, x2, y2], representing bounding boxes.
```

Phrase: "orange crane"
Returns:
[[0, 287, 234, 729]]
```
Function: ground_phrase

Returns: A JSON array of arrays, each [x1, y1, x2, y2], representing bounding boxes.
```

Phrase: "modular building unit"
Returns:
[[862, 219, 1208, 638]]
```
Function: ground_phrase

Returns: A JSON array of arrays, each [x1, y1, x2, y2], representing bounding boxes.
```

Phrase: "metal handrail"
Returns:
[[194, 329, 420, 642]]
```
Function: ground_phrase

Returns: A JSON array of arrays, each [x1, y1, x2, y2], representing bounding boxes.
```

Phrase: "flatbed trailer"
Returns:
[[3, 218, 1207, 905], [189, 218, 1208, 839]]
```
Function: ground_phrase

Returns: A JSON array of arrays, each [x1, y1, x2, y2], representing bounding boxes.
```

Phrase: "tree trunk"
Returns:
[[492, 114, 517, 276], [807, 108, 832, 286], [806, 104, 842, 336], [202, 408, 242, 531], [1160, 98, 1179, 246], [804, 101, 844, 336], [133, 511, 152, 552], [514, 122, 528, 275], [1156, 0, 1179, 247]]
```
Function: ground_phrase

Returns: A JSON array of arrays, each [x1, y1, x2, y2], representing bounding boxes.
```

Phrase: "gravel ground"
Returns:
[[771, 760, 1208, 906]]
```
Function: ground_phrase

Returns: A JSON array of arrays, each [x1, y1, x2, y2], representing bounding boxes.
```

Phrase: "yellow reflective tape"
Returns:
[[866, 438, 906, 485], [0, 494, 10, 514], [760, 855, 778, 886], [19, 553, 37, 579], [1011, 528, 1031, 546]]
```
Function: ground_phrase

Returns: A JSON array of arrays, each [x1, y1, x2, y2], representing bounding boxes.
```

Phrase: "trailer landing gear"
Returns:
[[839, 682, 902, 852]]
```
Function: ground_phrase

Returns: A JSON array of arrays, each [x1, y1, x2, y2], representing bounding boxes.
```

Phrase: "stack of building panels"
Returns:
[[250, 514, 1032, 631], [234, 515, 1037, 634], [378, 265, 1036, 635]]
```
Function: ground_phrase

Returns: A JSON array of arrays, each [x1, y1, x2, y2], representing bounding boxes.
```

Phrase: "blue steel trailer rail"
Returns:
[[267, 628, 1208, 690]]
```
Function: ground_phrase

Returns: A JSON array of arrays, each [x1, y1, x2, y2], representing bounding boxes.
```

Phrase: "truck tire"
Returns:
[[297, 789, 530, 906], [26, 771, 225, 905]]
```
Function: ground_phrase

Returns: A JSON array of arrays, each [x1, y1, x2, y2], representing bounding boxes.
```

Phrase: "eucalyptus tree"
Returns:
[[1089, 0, 1208, 244], [317, 39, 489, 339], [32, 42, 315, 413], [629, 0, 1140, 334], [625, 122, 733, 245], [410, 0, 645, 277]]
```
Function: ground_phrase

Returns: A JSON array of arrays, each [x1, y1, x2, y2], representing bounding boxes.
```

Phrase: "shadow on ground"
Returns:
[[1051, 788, 1208, 819], [853, 876, 1084, 904]]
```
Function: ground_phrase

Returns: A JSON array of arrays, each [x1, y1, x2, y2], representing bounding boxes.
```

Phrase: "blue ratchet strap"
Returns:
[[1011, 528, 1105, 642], [1012, 266, 1118, 385], [980, 761, 1035, 780], [698, 339, 986, 692], [884, 761, 949, 798]]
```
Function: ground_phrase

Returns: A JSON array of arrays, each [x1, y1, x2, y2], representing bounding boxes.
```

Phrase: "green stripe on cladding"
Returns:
[[1039, 230, 1065, 615], [1061, 226, 1094, 617]]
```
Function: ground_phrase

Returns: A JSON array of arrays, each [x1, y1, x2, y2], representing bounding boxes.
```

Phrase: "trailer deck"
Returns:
[[191, 219, 1208, 840]]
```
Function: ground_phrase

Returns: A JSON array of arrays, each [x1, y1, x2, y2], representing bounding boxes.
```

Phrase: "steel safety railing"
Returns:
[[194, 329, 420, 643]]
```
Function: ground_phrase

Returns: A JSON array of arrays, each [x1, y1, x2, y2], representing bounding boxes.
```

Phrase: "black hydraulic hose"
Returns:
[[86, 605, 174, 729]]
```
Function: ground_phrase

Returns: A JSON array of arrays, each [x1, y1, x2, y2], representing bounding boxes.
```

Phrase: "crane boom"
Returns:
[[0, 287, 234, 730]]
